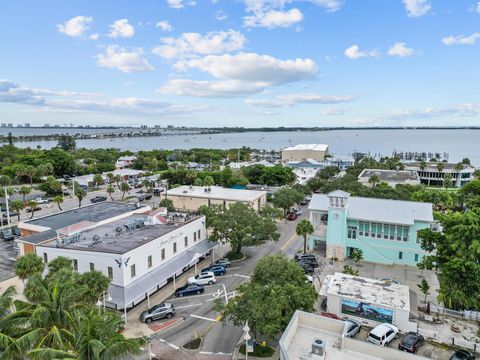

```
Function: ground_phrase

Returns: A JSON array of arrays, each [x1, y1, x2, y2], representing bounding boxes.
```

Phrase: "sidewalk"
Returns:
[[0, 275, 26, 301]]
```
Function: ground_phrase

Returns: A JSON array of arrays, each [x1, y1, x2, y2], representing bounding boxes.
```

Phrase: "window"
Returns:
[[197, 229, 201, 240], [193, 232, 197, 242], [364, 222, 370, 237], [173, 242, 177, 254], [130, 264, 136, 278], [347, 226, 357, 239], [376, 223, 382, 238], [184, 236, 188, 247], [108, 266, 113, 280], [383, 224, 389, 239], [148, 255, 152, 268], [414, 254, 419, 262], [161, 248, 165, 260], [371, 223, 377, 237], [90, 262, 94, 271], [359, 222, 364, 236], [72, 259, 78, 271], [399, 252, 403, 260], [389, 225, 395, 240], [43, 253, 48, 263], [396, 226, 403, 241], [403, 226, 409, 242]]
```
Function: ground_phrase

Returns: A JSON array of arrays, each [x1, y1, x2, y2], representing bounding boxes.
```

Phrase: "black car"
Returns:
[[26, 206, 42, 213], [139, 303, 175, 324], [2, 212, 18, 218], [90, 196, 107, 203], [450, 350, 475, 360], [175, 283, 205, 297], [298, 262, 315, 274], [297, 257, 319, 267], [144, 194, 152, 200], [398, 332, 424, 353], [294, 253, 317, 261]]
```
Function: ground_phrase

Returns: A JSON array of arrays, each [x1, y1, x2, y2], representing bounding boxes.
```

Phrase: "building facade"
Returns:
[[358, 169, 421, 188], [308, 191, 433, 266], [403, 162, 475, 187], [166, 186, 267, 211], [281, 144, 329, 162]]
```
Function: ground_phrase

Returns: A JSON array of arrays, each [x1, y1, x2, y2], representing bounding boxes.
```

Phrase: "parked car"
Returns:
[[297, 258, 318, 267], [450, 350, 475, 360], [175, 283, 205, 297], [299, 199, 309, 205], [12, 227, 21, 236], [136, 194, 146, 201], [153, 188, 165, 196], [201, 265, 226, 276], [35, 198, 49, 204], [298, 262, 315, 274], [144, 194, 152, 200], [305, 275, 314, 284], [291, 208, 303, 215], [367, 324, 398, 346], [343, 319, 361, 338], [139, 303, 175, 324], [0, 228, 14, 241], [398, 332, 424, 353], [90, 196, 107, 203], [214, 258, 231, 268], [2, 211, 18, 218], [294, 253, 317, 261], [287, 212, 297, 221], [26, 206, 42, 213], [188, 271, 216, 285]]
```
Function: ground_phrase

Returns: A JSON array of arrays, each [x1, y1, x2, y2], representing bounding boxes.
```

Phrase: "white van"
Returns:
[[367, 324, 398, 346]]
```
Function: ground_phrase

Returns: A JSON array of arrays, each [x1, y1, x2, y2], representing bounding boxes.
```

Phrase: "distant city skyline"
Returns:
[[1, 0, 479, 127]]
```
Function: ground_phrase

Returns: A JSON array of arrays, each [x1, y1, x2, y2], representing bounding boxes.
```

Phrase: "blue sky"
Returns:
[[1, 0, 479, 127]]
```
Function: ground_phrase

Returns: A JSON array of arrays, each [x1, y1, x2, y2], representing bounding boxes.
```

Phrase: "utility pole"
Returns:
[[5, 187, 10, 227]]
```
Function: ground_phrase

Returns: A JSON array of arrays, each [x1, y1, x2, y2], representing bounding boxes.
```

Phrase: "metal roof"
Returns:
[[167, 186, 266, 202], [309, 193, 433, 225], [358, 169, 419, 182], [283, 144, 329, 151], [108, 239, 216, 308]]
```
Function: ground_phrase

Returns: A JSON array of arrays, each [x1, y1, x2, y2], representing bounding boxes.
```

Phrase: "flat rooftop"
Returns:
[[283, 144, 329, 151], [404, 161, 474, 171], [167, 186, 266, 201], [320, 273, 410, 311], [358, 169, 419, 182], [39, 214, 199, 254], [23, 202, 144, 231]]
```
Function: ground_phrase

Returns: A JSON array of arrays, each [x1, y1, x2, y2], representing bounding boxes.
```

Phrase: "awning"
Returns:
[[108, 239, 216, 308]]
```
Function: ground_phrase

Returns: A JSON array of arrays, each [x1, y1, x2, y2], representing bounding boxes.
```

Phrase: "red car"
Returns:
[[287, 212, 298, 221]]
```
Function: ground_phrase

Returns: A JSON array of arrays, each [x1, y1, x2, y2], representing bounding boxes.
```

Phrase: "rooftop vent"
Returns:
[[311, 338, 325, 356]]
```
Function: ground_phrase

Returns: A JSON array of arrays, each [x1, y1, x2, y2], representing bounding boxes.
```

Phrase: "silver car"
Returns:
[[139, 303, 175, 324], [343, 319, 361, 338]]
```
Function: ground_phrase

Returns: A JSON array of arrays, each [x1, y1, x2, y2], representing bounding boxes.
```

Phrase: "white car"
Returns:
[[188, 271, 216, 286], [35, 198, 49, 204], [367, 323, 398, 346]]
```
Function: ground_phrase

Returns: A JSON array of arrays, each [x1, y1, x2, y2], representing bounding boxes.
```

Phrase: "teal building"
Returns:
[[308, 190, 433, 266]]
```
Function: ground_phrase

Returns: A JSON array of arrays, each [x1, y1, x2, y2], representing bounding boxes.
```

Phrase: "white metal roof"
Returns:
[[283, 144, 329, 151], [167, 186, 266, 202], [320, 273, 410, 311], [309, 193, 433, 225]]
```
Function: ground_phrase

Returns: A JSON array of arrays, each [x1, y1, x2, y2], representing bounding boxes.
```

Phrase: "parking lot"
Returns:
[[0, 239, 17, 282]]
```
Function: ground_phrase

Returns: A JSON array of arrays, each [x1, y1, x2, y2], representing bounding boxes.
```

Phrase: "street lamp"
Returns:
[[243, 321, 251, 360], [96, 291, 112, 314]]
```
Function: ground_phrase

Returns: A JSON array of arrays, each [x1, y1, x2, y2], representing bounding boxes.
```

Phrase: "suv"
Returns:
[[188, 271, 216, 285], [367, 324, 398, 346], [297, 257, 318, 267], [139, 303, 175, 324], [294, 253, 316, 261], [214, 258, 231, 268], [398, 332, 424, 353], [201, 265, 226, 276], [90, 196, 107, 203], [343, 319, 361, 338], [0, 228, 14, 241], [450, 350, 475, 360]]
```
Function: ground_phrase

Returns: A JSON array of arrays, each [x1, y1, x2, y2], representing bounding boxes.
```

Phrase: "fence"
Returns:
[[430, 306, 480, 321], [418, 327, 480, 352]]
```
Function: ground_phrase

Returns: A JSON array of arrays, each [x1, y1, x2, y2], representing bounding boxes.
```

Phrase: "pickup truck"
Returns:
[[35, 198, 49, 204]]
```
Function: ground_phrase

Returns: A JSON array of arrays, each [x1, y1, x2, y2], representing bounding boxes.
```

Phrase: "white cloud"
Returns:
[[96, 45, 154, 73], [57, 16, 93, 37], [402, 0, 431, 17], [344, 45, 378, 59], [321, 107, 348, 115], [387, 42, 415, 57], [152, 30, 246, 59], [156, 20, 173, 32], [89, 33, 99, 40], [160, 53, 317, 97], [108, 19, 135, 38], [242, 0, 342, 28], [245, 93, 355, 107], [385, 103, 480, 120], [477, 1, 480, 13], [216, 10, 228, 21], [442, 32, 480, 45], [167, 0, 186, 8]]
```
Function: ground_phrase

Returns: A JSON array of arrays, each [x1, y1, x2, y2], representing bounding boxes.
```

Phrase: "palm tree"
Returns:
[[113, 174, 122, 188], [368, 174, 380, 188], [454, 163, 464, 172], [47, 256, 73, 276], [296, 219, 314, 254], [78, 270, 111, 305], [419, 160, 427, 172], [106, 172, 114, 185], [417, 278, 430, 304], [27, 200, 38, 219], [0, 285, 16, 318], [19, 185, 31, 202], [15, 253, 45, 284], [204, 175, 214, 189], [120, 182, 130, 199], [16, 166, 36, 187], [92, 174, 103, 190], [0, 175, 11, 188], [106, 185, 115, 200], [53, 195, 64, 211], [75, 188, 86, 208], [9, 200, 24, 222], [436, 162, 445, 173]]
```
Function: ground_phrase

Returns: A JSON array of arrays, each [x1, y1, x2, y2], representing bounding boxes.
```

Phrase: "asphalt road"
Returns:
[[151, 206, 310, 355]]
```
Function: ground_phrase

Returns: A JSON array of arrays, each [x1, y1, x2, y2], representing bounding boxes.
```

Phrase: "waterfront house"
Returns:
[[308, 190, 433, 265]]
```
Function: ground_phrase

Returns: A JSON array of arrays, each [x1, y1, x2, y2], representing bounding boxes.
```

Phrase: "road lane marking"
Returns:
[[214, 313, 223, 322], [158, 339, 179, 350], [174, 303, 203, 309], [190, 314, 216, 322], [281, 232, 298, 251], [233, 274, 251, 279]]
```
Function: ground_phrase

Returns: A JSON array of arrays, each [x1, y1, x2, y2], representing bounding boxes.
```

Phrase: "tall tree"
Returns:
[[17, 166, 36, 187], [296, 219, 314, 254], [78, 270, 111, 305], [106, 185, 115, 200], [56, 135, 76, 152], [0, 286, 16, 318], [272, 187, 303, 216], [75, 187, 86, 208], [9, 200, 24, 221], [92, 174, 103, 189], [368, 174, 380, 188], [15, 254, 45, 283], [417, 278, 430, 304], [53, 195, 64, 211], [19, 185, 31, 202], [27, 200, 38, 219], [120, 182, 130, 199]]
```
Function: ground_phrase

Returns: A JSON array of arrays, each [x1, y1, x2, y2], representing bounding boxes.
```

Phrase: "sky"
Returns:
[[0, 0, 479, 128]]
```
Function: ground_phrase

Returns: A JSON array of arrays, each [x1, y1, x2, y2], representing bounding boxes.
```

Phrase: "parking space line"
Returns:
[[190, 314, 216, 322], [233, 274, 251, 279], [174, 303, 203, 309]]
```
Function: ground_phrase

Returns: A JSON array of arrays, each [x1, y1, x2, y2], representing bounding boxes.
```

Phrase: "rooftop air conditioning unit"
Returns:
[[183, 190, 188, 194], [311, 338, 325, 357]]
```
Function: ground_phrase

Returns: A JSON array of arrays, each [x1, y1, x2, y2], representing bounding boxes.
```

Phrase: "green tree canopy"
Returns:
[[15, 253, 45, 283], [273, 187, 304, 215]]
